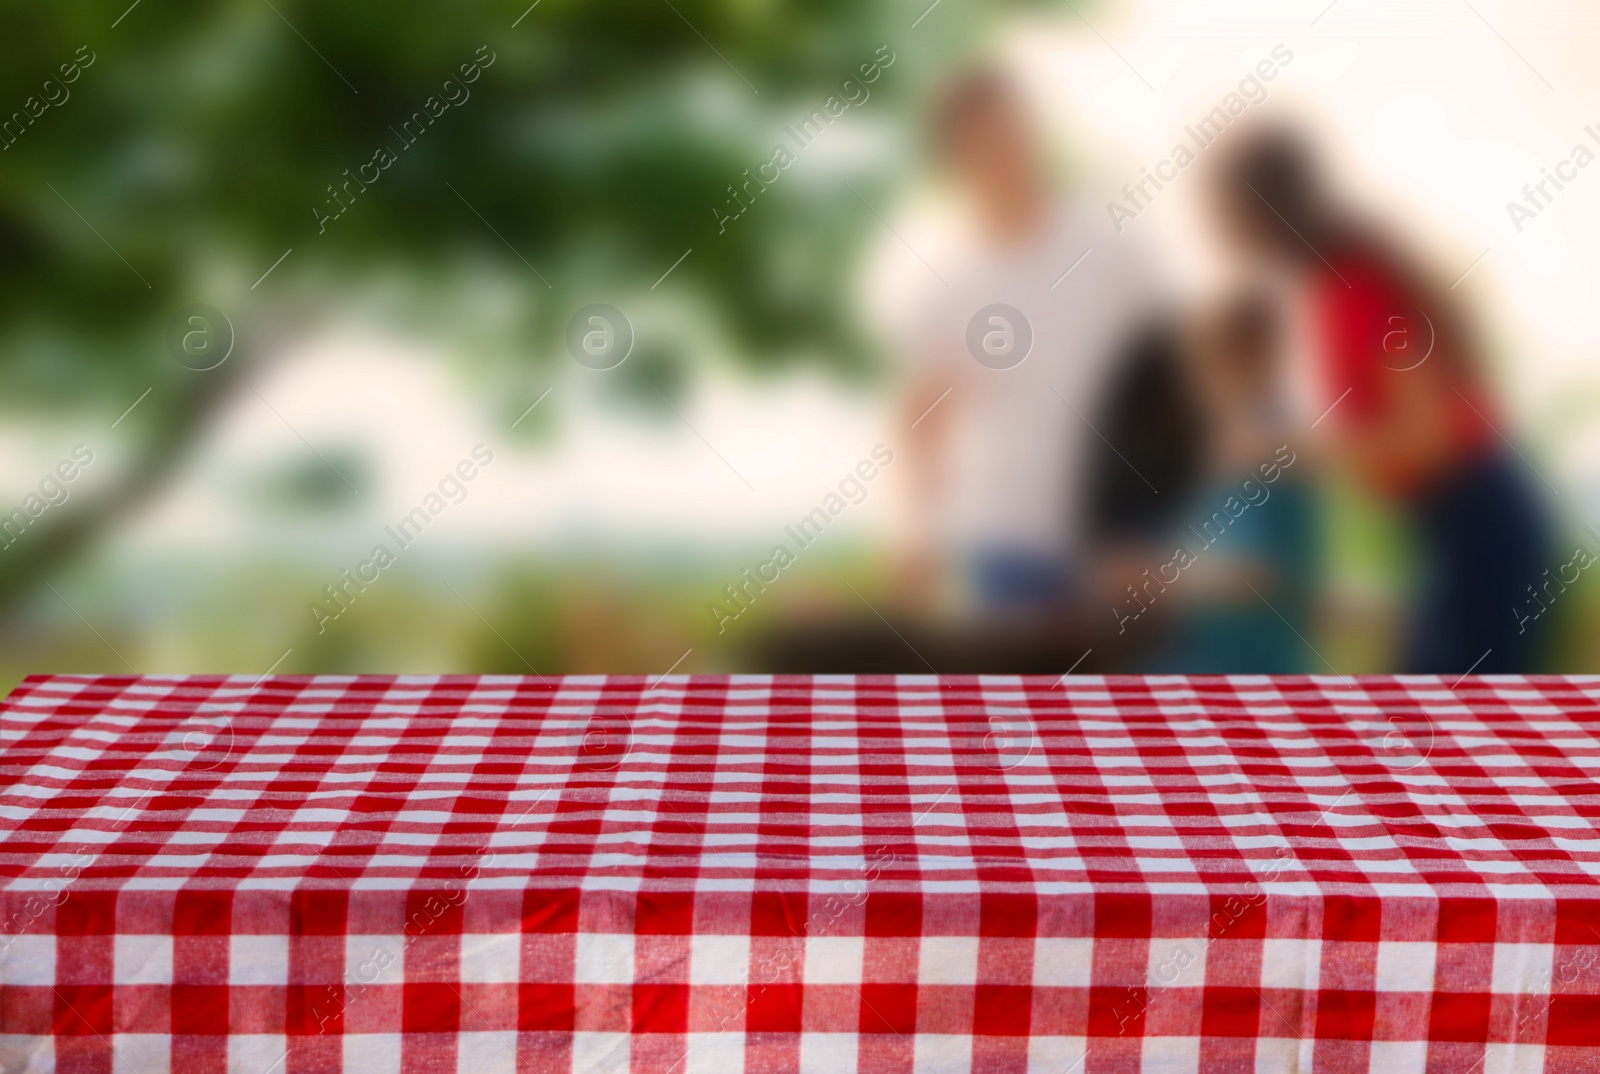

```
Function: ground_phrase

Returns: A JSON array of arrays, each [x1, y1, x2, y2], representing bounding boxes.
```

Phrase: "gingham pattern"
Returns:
[[4, 674, 1600, 1073]]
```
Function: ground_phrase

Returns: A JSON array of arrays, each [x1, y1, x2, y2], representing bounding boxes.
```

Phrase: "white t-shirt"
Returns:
[[905, 200, 1163, 565]]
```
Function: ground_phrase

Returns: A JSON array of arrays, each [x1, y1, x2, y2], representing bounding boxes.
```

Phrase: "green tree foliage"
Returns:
[[0, 0, 1039, 608]]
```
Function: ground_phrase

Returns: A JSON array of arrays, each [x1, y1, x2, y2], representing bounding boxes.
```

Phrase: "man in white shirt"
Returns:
[[899, 69, 1163, 620]]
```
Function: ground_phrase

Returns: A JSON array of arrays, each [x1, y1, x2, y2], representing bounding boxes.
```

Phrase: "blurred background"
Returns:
[[3, 0, 1599, 691]]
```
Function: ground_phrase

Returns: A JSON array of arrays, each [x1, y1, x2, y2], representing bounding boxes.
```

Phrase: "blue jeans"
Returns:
[[971, 550, 1072, 614], [1407, 452, 1552, 673]]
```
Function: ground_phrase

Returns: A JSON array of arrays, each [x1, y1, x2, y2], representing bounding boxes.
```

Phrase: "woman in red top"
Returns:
[[1209, 126, 1552, 673]]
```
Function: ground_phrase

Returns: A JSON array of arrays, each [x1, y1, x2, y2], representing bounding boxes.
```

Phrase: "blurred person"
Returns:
[[1077, 316, 1206, 664], [1210, 124, 1552, 673], [896, 68, 1164, 622], [1146, 293, 1318, 672]]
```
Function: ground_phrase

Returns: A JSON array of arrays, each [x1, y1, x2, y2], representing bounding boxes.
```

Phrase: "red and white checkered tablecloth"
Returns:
[[4, 674, 1600, 1074]]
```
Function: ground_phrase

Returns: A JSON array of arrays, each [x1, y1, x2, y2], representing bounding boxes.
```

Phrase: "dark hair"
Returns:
[[1217, 124, 1328, 246]]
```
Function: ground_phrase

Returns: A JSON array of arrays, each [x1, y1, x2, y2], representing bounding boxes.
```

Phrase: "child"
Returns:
[[1153, 292, 1318, 672]]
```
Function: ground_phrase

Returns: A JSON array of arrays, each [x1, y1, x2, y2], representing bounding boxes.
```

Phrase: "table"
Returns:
[[3, 674, 1600, 1073]]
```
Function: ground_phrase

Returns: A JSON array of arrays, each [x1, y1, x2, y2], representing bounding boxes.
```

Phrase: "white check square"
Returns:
[[913, 1034, 972, 1073], [344, 935, 404, 987], [918, 936, 979, 985], [227, 1034, 286, 1074], [1369, 1041, 1427, 1070], [690, 934, 750, 986], [1481, 1042, 1546, 1074], [0, 1033, 56, 1074], [112, 1034, 170, 1074], [1032, 938, 1094, 988], [684, 1030, 746, 1074], [1028, 1036, 1088, 1073], [1142, 1035, 1200, 1074], [1375, 941, 1436, 992], [573, 1031, 631, 1074], [1492, 942, 1554, 994], [457, 1031, 517, 1074], [1147, 937, 1205, 989], [1260, 939, 1317, 991], [0, 935, 55, 986], [113, 935, 173, 986], [460, 933, 522, 984], [803, 936, 864, 984], [1253, 1038, 1306, 1074], [343, 1033, 401, 1074], [574, 933, 635, 984], [799, 1032, 857, 1074], [229, 935, 289, 986]]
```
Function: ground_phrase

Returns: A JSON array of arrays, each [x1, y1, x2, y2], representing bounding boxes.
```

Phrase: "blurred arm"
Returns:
[[893, 372, 957, 598]]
